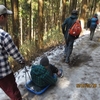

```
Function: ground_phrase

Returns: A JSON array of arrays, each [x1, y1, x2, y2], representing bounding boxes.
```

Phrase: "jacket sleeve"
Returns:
[[49, 64, 58, 73], [3, 33, 24, 63], [62, 18, 68, 35], [43, 71, 57, 85]]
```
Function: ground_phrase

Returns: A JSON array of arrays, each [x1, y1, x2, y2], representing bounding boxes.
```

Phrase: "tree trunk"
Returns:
[[29, 2, 32, 43], [37, 0, 44, 50], [62, 0, 66, 23], [92, 0, 97, 15], [20, 17, 23, 45], [11, 0, 19, 49]]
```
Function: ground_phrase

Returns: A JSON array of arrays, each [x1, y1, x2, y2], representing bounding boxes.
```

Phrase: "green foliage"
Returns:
[[8, 27, 64, 71], [43, 27, 64, 47], [19, 0, 38, 18], [20, 28, 63, 62], [0, 1, 3, 4], [19, 1, 31, 17], [20, 40, 36, 60]]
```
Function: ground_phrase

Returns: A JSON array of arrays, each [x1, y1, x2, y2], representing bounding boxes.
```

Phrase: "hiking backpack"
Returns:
[[69, 20, 82, 37], [90, 17, 98, 28]]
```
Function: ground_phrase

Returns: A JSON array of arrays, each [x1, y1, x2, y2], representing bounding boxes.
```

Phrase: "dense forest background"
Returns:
[[0, 0, 100, 71]]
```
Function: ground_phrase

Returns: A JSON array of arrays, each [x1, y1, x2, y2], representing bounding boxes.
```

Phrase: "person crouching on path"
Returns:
[[0, 5, 26, 100], [62, 10, 79, 64], [30, 56, 63, 91]]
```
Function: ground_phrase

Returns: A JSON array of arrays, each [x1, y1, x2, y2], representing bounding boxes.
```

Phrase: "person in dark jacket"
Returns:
[[62, 10, 79, 63], [89, 14, 99, 40], [30, 56, 63, 91]]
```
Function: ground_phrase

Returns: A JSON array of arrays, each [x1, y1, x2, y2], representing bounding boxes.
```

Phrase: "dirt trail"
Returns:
[[2, 29, 100, 100], [20, 29, 100, 100]]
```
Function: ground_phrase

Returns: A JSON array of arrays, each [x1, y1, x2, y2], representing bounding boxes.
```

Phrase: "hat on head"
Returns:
[[71, 10, 78, 15], [40, 56, 49, 66], [0, 5, 12, 15], [94, 13, 98, 17]]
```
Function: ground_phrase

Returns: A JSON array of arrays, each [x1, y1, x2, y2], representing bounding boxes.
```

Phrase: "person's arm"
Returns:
[[43, 71, 57, 85], [3, 33, 24, 64], [62, 18, 68, 35], [49, 64, 58, 73]]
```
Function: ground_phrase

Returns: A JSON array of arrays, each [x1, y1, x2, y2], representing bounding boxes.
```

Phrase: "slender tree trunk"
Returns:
[[20, 17, 23, 45], [11, 0, 19, 48], [37, 0, 44, 50], [92, 0, 97, 15], [69, 0, 73, 13], [62, 0, 66, 23], [29, 2, 32, 43]]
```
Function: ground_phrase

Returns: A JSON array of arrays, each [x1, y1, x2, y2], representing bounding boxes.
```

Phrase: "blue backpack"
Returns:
[[90, 17, 98, 28]]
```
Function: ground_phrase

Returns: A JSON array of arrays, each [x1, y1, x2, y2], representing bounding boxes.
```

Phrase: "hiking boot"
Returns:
[[65, 59, 70, 64], [90, 38, 92, 40], [64, 55, 66, 58]]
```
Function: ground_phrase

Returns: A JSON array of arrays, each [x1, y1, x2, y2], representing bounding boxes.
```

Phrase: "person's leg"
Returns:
[[65, 39, 74, 63], [64, 33, 69, 57], [64, 44, 67, 57], [64, 37, 70, 57], [90, 28, 95, 40], [90, 30, 93, 40], [0, 73, 22, 100], [90, 28, 92, 40]]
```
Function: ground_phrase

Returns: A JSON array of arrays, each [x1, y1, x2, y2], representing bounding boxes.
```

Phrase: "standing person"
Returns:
[[62, 10, 80, 64], [0, 5, 25, 100], [30, 56, 63, 91], [89, 14, 99, 40]]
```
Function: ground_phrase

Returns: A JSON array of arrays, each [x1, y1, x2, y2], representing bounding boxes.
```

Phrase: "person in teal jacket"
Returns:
[[30, 56, 63, 91]]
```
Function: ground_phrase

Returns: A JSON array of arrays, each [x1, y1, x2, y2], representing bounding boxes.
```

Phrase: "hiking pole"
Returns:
[[24, 65, 31, 84]]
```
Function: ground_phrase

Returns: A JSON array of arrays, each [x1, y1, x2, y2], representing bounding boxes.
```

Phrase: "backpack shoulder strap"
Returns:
[[69, 18, 77, 29]]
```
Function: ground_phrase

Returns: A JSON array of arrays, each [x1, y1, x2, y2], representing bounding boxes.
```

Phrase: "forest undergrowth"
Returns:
[[10, 29, 64, 72]]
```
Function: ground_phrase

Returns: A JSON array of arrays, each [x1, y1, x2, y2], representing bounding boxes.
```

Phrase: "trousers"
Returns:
[[0, 73, 22, 100], [90, 28, 96, 40], [65, 34, 75, 62]]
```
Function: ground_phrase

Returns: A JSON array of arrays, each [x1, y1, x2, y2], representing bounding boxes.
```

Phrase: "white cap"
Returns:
[[0, 5, 12, 15]]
